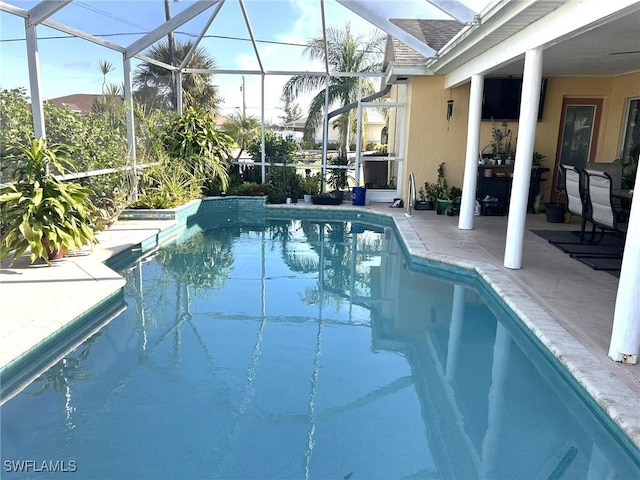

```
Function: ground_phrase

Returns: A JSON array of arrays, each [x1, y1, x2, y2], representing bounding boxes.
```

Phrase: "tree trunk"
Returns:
[[340, 114, 350, 157]]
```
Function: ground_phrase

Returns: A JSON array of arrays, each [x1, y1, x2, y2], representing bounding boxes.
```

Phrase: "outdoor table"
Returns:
[[612, 189, 634, 201]]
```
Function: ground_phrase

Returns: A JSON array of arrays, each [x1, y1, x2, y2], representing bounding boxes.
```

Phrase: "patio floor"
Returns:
[[1, 201, 639, 447]]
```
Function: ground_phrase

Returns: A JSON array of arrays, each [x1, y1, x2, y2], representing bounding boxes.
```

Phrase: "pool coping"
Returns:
[[1, 197, 639, 452]]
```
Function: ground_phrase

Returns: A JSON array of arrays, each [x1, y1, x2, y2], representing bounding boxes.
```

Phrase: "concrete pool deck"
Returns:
[[0, 201, 639, 449]]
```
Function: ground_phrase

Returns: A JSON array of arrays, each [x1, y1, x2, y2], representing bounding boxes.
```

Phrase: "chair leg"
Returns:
[[588, 226, 604, 245], [570, 226, 625, 258], [579, 217, 587, 243]]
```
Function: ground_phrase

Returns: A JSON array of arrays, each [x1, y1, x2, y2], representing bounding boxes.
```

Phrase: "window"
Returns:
[[620, 98, 639, 189], [621, 98, 640, 164]]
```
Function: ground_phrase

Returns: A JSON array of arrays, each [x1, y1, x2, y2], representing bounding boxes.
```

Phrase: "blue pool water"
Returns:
[[2, 215, 639, 479]]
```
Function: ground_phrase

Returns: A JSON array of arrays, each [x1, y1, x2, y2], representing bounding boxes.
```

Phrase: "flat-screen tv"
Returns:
[[481, 77, 547, 121]]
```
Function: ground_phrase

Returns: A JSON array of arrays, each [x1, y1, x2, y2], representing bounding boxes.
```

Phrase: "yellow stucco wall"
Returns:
[[403, 76, 470, 192], [399, 72, 640, 198]]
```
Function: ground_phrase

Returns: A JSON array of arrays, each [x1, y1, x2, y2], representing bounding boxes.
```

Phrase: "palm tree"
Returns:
[[279, 91, 302, 127], [92, 82, 125, 131], [222, 111, 261, 161], [133, 39, 222, 114], [98, 60, 115, 94], [282, 24, 384, 156]]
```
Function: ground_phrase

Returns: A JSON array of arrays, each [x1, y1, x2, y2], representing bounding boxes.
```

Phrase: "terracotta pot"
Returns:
[[41, 236, 65, 261]]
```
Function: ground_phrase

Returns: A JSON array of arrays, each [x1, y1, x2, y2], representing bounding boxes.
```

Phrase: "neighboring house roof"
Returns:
[[215, 114, 228, 127], [388, 19, 464, 64], [282, 118, 307, 132], [47, 94, 105, 113]]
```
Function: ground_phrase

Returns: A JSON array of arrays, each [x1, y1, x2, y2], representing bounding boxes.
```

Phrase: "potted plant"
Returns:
[[481, 121, 513, 164], [311, 192, 342, 205], [447, 186, 463, 216], [92, 186, 130, 231], [300, 173, 320, 203], [532, 151, 546, 168], [432, 162, 452, 215], [541, 167, 569, 223], [618, 156, 637, 190], [544, 196, 567, 223], [415, 182, 436, 210], [0, 139, 99, 265], [327, 154, 353, 202], [534, 182, 566, 221]]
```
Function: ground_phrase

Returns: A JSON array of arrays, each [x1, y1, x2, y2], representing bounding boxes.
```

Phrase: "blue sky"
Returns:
[[0, 0, 489, 121]]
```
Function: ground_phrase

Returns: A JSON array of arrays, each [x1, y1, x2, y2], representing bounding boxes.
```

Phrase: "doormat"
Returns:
[[572, 255, 622, 278], [530, 230, 624, 277]]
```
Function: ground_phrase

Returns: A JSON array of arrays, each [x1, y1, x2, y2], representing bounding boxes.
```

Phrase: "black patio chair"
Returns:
[[583, 169, 627, 239], [561, 164, 594, 243], [567, 169, 627, 260]]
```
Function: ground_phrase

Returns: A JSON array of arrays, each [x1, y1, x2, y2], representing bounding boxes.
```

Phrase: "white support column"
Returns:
[[260, 74, 266, 183], [25, 22, 45, 139], [458, 74, 484, 230], [608, 166, 640, 364], [123, 56, 137, 201], [504, 48, 543, 269], [176, 71, 183, 115]]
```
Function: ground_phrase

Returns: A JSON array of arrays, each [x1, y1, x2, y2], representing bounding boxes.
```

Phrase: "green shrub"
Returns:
[[299, 173, 320, 195], [230, 181, 270, 196], [328, 154, 353, 191], [268, 165, 302, 201], [131, 163, 201, 209], [246, 130, 298, 164], [0, 88, 128, 184], [160, 106, 232, 193], [267, 186, 290, 204]]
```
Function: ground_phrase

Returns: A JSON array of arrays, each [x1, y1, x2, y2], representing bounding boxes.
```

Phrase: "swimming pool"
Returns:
[[2, 212, 639, 479]]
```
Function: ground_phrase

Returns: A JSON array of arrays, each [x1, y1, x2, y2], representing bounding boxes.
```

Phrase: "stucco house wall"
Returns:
[[396, 72, 640, 200], [401, 76, 471, 193]]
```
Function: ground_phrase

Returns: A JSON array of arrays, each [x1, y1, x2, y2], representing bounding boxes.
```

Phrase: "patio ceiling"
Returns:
[[428, 0, 640, 85]]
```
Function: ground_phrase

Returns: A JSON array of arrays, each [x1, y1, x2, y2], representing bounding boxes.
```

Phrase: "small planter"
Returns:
[[330, 190, 345, 203], [436, 198, 453, 215], [414, 200, 435, 211], [303, 194, 312, 203], [544, 202, 566, 223], [312, 194, 342, 205]]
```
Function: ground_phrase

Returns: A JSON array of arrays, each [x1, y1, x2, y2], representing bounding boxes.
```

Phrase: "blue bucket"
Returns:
[[352, 186, 366, 206]]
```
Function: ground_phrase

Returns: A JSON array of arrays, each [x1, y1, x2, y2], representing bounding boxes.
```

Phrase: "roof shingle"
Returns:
[[389, 19, 464, 64]]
